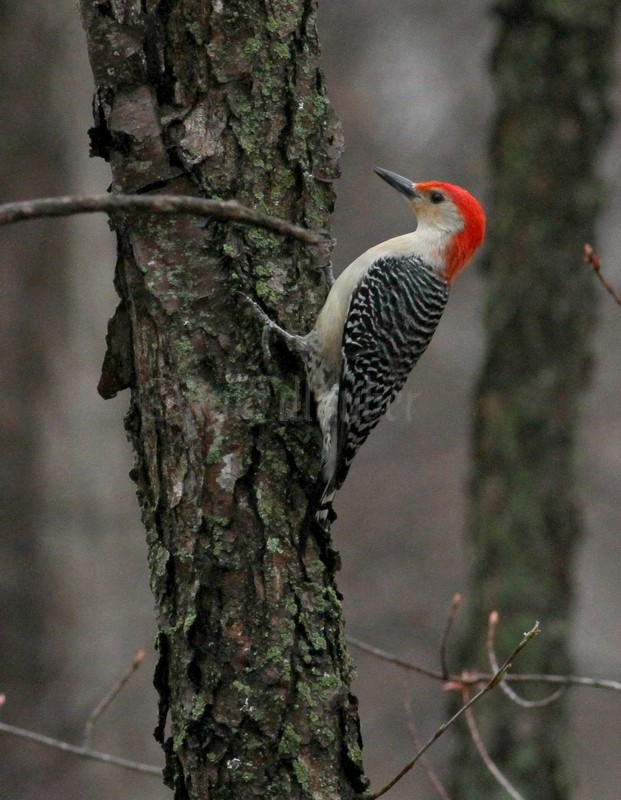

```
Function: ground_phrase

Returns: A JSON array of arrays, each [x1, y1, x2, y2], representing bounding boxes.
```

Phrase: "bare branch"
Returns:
[[0, 194, 326, 246], [439, 593, 462, 680], [348, 633, 621, 692], [361, 622, 541, 799], [487, 612, 565, 709], [400, 673, 454, 800], [583, 244, 621, 307], [0, 719, 161, 777], [462, 686, 525, 800], [1, 655, 158, 778], [347, 635, 445, 681], [83, 650, 145, 748], [504, 673, 621, 691]]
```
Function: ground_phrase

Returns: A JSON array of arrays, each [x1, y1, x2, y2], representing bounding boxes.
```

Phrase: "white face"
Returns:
[[409, 187, 464, 237], [396, 190, 464, 277]]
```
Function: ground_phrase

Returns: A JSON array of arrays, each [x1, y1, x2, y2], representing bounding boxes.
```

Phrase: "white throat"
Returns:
[[370, 223, 452, 275]]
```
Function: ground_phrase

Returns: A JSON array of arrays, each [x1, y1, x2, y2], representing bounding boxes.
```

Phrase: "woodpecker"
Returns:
[[246, 167, 485, 528]]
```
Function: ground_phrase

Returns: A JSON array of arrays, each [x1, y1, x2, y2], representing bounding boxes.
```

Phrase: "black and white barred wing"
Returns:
[[334, 256, 449, 489]]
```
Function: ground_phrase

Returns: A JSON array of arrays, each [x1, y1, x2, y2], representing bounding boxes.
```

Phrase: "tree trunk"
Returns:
[[0, 4, 72, 795], [79, 2, 366, 798], [453, 3, 621, 798]]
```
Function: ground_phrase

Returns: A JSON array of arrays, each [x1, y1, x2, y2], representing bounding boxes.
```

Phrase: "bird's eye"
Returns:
[[430, 191, 445, 204]]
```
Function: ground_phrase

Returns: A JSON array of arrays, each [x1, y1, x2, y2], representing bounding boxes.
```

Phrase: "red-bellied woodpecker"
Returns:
[[245, 167, 485, 528]]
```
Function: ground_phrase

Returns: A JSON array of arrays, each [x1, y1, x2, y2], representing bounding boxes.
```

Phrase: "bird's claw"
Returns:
[[321, 260, 335, 288], [240, 293, 275, 363], [261, 325, 273, 362], [240, 293, 271, 326]]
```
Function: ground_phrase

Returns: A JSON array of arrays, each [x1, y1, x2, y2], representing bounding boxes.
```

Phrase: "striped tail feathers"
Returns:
[[313, 382, 341, 530], [297, 471, 338, 570], [315, 478, 337, 531], [296, 387, 339, 541]]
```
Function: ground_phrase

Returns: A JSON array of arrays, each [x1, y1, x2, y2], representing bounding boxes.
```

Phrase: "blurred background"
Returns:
[[0, 2, 619, 799]]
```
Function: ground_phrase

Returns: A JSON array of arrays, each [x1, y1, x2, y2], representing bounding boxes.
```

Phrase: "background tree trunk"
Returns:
[[0, 4, 71, 795], [80, 2, 366, 798], [453, 3, 621, 798]]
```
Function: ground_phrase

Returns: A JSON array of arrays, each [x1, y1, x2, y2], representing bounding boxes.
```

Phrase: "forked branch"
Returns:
[[0, 651, 160, 777], [360, 622, 541, 799]]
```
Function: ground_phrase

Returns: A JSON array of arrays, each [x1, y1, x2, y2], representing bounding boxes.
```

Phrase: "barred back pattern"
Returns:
[[334, 255, 449, 489]]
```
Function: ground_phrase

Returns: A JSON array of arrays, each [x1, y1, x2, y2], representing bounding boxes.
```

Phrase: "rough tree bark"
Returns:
[[80, 2, 366, 799], [453, 3, 621, 799]]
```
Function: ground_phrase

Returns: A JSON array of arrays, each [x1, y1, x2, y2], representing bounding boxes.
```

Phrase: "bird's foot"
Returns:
[[240, 293, 280, 362], [319, 259, 335, 288], [240, 293, 306, 362]]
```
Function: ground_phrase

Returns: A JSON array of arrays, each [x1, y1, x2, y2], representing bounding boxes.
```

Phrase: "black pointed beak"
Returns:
[[374, 167, 421, 200]]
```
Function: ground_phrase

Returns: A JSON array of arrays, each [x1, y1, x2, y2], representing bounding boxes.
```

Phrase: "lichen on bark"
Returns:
[[80, 1, 364, 797]]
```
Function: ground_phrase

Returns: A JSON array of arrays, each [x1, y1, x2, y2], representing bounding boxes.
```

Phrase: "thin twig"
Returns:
[[0, 720, 161, 776], [583, 244, 621, 307], [400, 673, 453, 800], [360, 622, 541, 799], [487, 612, 565, 709], [83, 650, 145, 748], [500, 673, 621, 691], [462, 686, 525, 800], [347, 634, 621, 692], [1, 654, 158, 777], [439, 593, 462, 680], [0, 194, 325, 246], [346, 635, 445, 680]]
